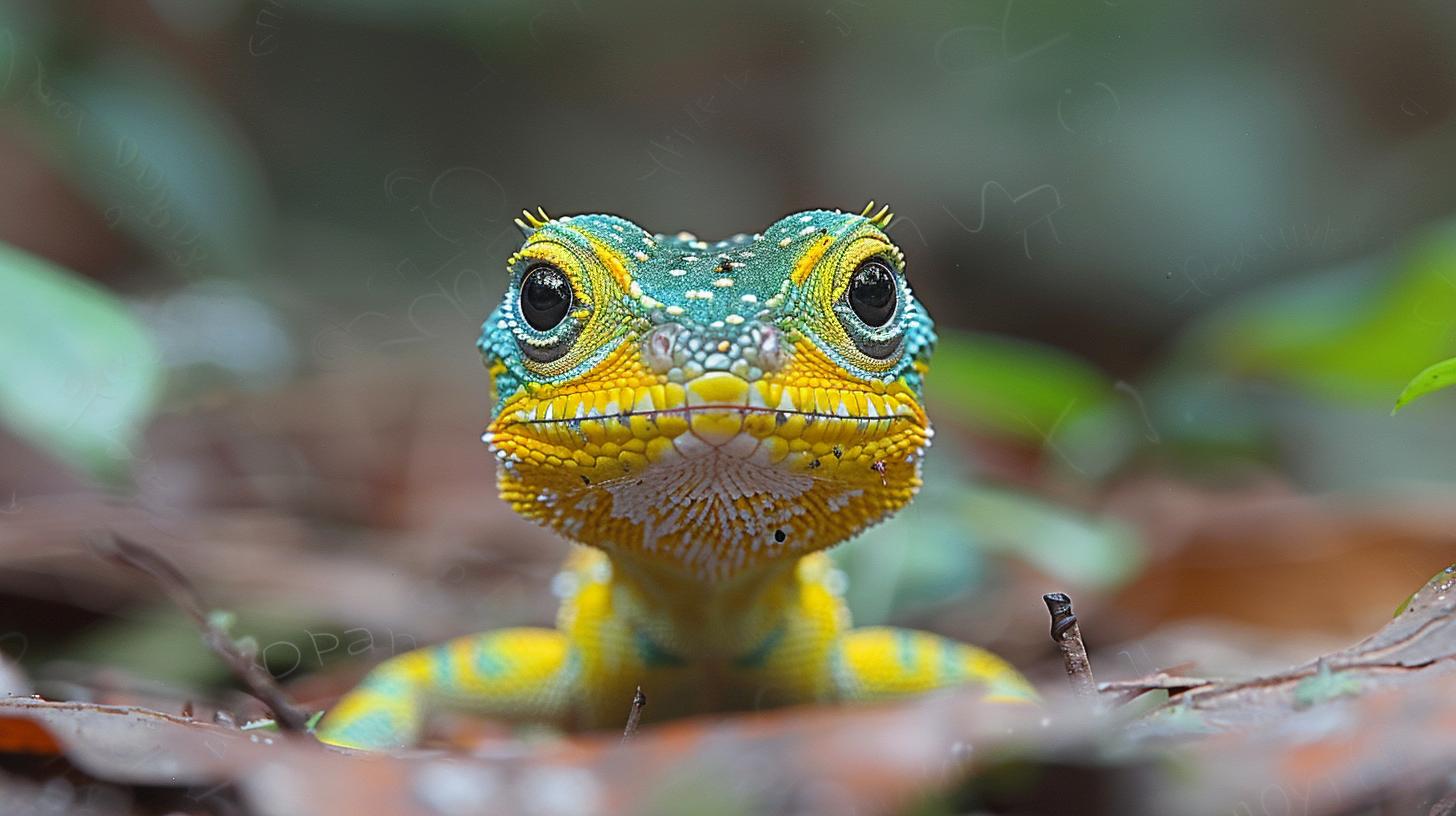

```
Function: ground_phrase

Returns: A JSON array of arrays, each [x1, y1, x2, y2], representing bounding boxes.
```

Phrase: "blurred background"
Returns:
[[1, 0, 1455, 728]]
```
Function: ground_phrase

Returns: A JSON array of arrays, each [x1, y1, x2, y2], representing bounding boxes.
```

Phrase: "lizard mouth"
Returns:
[[515, 404, 917, 426], [491, 396, 926, 482], [500, 370, 924, 430], [489, 370, 929, 471]]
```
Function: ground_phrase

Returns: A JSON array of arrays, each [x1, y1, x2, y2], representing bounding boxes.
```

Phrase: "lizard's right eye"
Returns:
[[520, 263, 573, 331]]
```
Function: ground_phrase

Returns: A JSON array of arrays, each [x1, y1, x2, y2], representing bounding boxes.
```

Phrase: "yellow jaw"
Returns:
[[486, 338, 930, 580]]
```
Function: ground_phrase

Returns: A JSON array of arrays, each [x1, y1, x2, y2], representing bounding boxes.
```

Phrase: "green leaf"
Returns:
[[929, 329, 1116, 442], [13, 46, 271, 277], [71, 51, 272, 275], [960, 488, 1143, 592], [1393, 564, 1456, 618], [1392, 357, 1456, 414], [0, 242, 160, 481], [1170, 223, 1456, 401]]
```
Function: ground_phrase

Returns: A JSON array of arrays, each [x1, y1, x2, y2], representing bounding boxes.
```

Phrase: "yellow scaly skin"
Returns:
[[316, 204, 1035, 749]]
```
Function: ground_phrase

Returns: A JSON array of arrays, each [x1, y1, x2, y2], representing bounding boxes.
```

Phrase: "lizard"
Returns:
[[316, 203, 1036, 749]]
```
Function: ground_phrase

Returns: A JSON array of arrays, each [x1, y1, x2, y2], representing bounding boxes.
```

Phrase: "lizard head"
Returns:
[[478, 204, 935, 580]]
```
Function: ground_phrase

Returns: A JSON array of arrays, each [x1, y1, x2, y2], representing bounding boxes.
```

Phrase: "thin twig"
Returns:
[[93, 533, 313, 734], [621, 686, 647, 743], [1043, 592, 1098, 706], [1098, 673, 1211, 708]]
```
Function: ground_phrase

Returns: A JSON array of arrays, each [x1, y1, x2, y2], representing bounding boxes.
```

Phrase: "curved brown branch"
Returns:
[[92, 533, 313, 734]]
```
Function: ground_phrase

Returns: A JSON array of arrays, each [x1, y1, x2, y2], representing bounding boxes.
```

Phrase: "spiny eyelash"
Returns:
[[514, 206, 553, 232], [859, 200, 894, 229]]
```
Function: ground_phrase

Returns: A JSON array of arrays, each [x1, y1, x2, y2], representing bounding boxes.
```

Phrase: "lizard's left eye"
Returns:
[[847, 258, 897, 328], [520, 263, 573, 331], [834, 254, 905, 362]]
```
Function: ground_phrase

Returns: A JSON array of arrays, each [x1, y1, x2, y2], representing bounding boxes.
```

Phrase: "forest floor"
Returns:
[[2, 362, 1454, 816]]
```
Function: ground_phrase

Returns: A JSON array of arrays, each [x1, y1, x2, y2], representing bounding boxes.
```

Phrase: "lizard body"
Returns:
[[317, 205, 1034, 749]]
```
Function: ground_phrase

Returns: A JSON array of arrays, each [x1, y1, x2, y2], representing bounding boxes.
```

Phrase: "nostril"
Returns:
[[643, 324, 682, 373], [755, 325, 784, 372]]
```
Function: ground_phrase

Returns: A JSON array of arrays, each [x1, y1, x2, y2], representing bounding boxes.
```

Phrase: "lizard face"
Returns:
[[478, 205, 935, 580]]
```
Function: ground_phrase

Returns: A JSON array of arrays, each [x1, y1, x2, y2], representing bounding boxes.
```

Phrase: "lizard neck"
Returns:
[[554, 544, 849, 722], [605, 548, 820, 661]]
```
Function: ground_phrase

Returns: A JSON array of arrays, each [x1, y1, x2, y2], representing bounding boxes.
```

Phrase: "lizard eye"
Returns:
[[847, 258, 897, 328], [520, 263, 573, 331]]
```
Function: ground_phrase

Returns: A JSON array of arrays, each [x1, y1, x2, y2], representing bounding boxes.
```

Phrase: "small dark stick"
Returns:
[[94, 533, 313, 734], [1043, 592, 1098, 705], [621, 686, 647, 743]]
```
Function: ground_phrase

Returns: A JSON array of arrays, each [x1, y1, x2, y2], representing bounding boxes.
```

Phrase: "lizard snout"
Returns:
[[640, 322, 786, 377]]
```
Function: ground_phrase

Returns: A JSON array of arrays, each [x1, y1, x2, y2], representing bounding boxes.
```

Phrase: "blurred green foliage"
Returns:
[[60, 605, 403, 691], [1139, 224, 1456, 488], [837, 454, 1141, 625], [1176, 225, 1456, 402], [929, 329, 1117, 444], [57, 49, 272, 277], [0, 15, 270, 278], [0, 240, 159, 483]]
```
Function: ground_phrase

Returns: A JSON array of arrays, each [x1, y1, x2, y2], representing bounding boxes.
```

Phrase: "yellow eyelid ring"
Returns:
[[510, 239, 591, 291], [790, 234, 914, 376], [831, 235, 905, 292], [501, 239, 603, 376], [504, 225, 647, 383]]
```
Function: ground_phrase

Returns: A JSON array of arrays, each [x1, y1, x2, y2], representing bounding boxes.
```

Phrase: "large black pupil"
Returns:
[[849, 261, 896, 327], [521, 265, 572, 330]]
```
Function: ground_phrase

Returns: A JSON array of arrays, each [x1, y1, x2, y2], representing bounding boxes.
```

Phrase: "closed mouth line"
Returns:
[[512, 404, 916, 427]]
